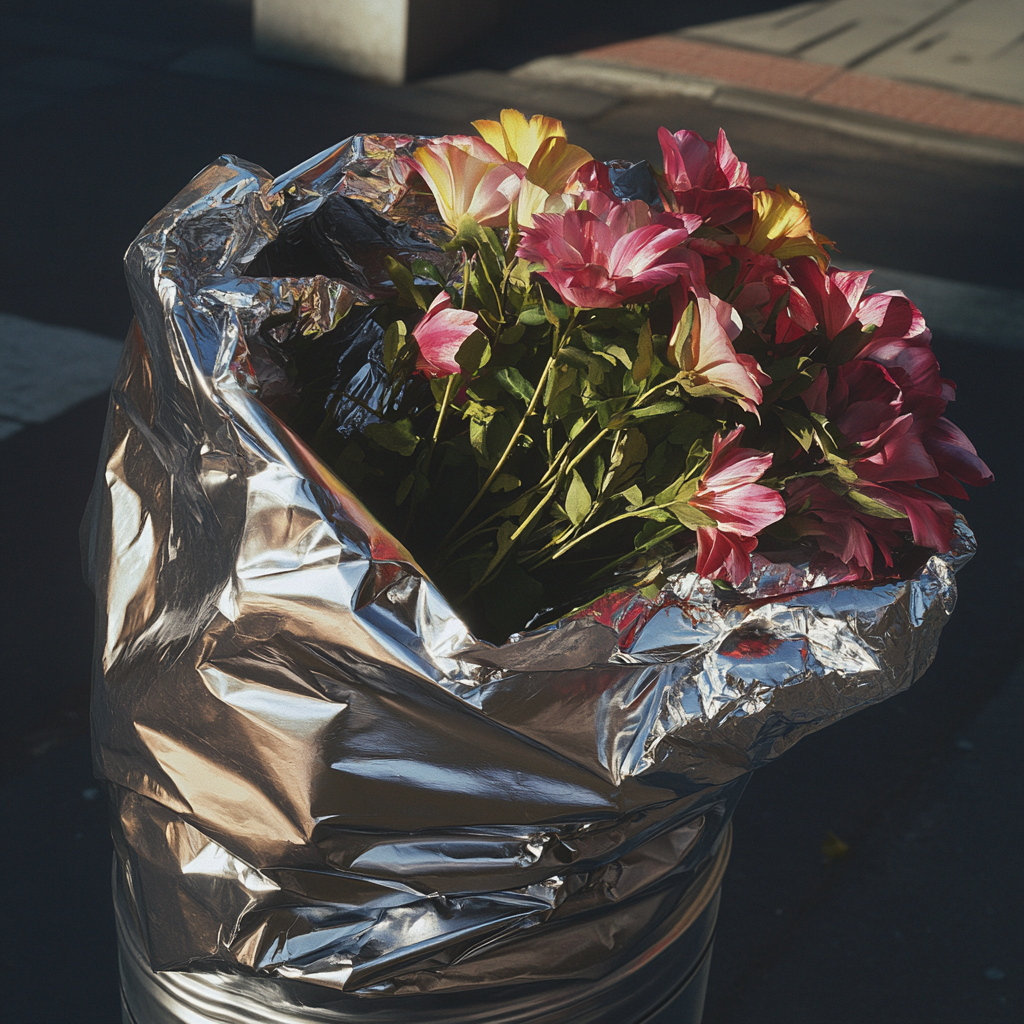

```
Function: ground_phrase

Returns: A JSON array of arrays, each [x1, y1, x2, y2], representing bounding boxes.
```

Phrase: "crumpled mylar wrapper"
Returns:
[[83, 136, 974, 1009]]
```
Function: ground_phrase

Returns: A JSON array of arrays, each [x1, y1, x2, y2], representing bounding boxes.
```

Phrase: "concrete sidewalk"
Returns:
[[512, 0, 1024, 163]]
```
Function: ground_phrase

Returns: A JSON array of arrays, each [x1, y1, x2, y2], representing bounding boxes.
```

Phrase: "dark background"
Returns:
[[1, 2, 1021, 1021]]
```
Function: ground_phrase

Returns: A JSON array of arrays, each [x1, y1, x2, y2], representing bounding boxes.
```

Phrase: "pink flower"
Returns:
[[695, 529, 758, 582], [920, 417, 993, 499], [690, 237, 796, 336], [786, 478, 901, 577], [411, 291, 479, 378], [854, 481, 957, 552], [787, 257, 873, 339], [688, 427, 786, 581], [669, 284, 770, 415], [658, 127, 763, 227], [406, 135, 524, 230], [566, 159, 613, 195], [517, 194, 702, 308]]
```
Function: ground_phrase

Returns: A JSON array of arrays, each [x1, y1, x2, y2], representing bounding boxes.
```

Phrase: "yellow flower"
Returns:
[[514, 178, 575, 228], [409, 135, 524, 231], [737, 186, 832, 265], [473, 109, 592, 196]]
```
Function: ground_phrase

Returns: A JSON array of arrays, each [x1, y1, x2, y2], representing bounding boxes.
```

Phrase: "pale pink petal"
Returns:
[[412, 291, 479, 377]]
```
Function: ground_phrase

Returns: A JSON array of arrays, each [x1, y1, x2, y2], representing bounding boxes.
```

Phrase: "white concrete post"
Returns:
[[253, 0, 502, 85]]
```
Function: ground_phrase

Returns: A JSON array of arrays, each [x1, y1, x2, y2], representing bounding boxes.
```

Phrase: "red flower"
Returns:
[[517, 193, 702, 308], [658, 127, 762, 227], [786, 477, 902, 577], [691, 237, 797, 336]]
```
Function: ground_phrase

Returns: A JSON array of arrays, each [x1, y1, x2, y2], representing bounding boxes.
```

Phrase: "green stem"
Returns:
[[440, 314, 577, 548], [540, 508, 651, 566]]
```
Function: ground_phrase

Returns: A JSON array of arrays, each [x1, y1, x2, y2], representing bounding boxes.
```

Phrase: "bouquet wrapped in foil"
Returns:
[[84, 130, 978, 1024]]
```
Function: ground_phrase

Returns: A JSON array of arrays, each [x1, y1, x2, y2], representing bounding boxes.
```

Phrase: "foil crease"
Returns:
[[83, 135, 974, 1003]]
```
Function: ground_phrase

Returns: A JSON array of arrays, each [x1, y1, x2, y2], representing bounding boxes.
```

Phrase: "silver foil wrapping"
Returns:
[[83, 136, 974, 1015]]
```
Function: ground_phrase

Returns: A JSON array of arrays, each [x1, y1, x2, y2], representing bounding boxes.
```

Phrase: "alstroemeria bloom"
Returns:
[[690, 237, 793, 333], [517, 194, 702, 308], [669, 285, 770, 415], [658, 127, 762, 227], [792, 260, 993, 504], [786, 477, 902, 578], [407, 135, 524, 230], [473, 109, 592, 193], [736, 186, 832, 266], [801, 359, 973, 555], [688, 426, 786, 581], [787, 257, 873, 339], [411, 291, 480, 378]]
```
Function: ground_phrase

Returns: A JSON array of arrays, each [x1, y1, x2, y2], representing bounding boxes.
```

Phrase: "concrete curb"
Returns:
[[512, 56, 1024, 168]]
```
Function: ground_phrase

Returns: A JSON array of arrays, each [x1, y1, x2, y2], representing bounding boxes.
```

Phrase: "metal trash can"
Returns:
[[116, 829, 731, 1024], [85, 136, 971, 1024]]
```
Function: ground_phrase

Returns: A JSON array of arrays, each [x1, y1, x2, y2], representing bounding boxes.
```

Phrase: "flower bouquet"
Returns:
[[88, 111, 988, 1024], [262, 109, 990, 642]]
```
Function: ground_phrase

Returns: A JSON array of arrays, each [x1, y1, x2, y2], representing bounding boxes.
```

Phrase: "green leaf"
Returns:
[[383, 319, 408, 373], [776, 407, 815, 452], [833, 462, 858, 483], [557, 345, 607, 385], [543, 363, 577, 410], [565, 470, 593, 526], [605, 428, 648, 493], [508, 257, 533, 293], [365, 418, 420, 457], [596, 396, 630, 429], [497, 322, 525, 346], [663, 499, 715, 528], [670, 300, 696, 366], [809, 412, 844, 457], [449, 216, 505, 270], [685, 438, 711, 479], [384, 256, 429, 310], [540, 295, 571, 324], [470, 417, 488, 460], [621, 484, 645, 508], [767, 355, 810, 383], [396, 471, 415, 506], [634, 506, 676, 522], [629, 399, 687, 421], [634, 519, 683, 552], [410, 258, 448, 287], [667, 409, 713, 448], [828, 321, 874, 371], [518, 305, 548, 325], [633, 320, 653, 383], [494, 366, 535, 403], [456, 332, 491, 376], [489, 472, 521, 493], [846, 487, 908, 519]]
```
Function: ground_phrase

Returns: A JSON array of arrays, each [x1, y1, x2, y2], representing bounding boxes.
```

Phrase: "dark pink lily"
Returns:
[[517, 193, 702, 308], [658, 127, 763, 227]]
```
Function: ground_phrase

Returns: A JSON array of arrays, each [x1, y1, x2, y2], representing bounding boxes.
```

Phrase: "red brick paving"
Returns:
[[577, 36, 1024, 145]]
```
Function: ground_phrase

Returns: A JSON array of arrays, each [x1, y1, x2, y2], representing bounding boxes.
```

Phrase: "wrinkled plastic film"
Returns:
[[84, 135, 973, 1010]]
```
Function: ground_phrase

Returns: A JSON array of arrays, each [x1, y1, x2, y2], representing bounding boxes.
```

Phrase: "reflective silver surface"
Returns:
[[84, 135, 973, 1013]]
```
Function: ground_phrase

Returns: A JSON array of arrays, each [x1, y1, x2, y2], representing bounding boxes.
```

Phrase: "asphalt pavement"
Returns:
[[1, 2, 1022, 1022]]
